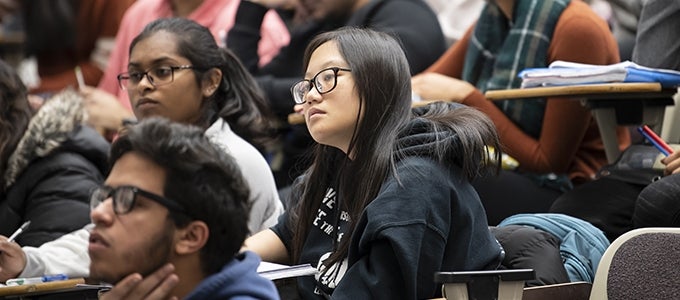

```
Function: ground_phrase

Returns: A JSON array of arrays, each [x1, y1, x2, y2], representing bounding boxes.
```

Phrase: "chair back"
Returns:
[[589, 227, 680, 300]]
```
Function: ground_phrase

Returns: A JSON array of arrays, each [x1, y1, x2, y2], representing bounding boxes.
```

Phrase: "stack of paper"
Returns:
[[519, 61, 680, 88], [257, 262, 318, 281]]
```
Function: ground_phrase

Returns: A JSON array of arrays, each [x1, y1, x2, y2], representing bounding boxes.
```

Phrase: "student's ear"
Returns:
[[175, 221, 209, 255], [201, 68, 222, 98]]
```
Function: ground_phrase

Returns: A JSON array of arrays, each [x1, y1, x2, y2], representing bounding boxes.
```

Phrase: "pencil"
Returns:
[[75, 66, 85, 90]]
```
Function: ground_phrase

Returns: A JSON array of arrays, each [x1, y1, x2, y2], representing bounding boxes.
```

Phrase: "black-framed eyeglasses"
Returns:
[[117, 65, 194, 90], [290, 67, 352, 104], [90, 185, 186, 215]]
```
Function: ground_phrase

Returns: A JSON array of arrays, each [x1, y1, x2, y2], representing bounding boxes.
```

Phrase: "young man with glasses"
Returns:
[[88, 117, 277, 299]]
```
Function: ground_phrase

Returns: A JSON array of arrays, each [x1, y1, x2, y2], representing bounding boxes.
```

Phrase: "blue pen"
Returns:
[[5, 274, 68, 286], [637, 127, 671, 156]]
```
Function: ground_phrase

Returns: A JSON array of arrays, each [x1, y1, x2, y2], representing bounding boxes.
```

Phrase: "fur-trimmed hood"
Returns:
[[3, 90, 109, 188]]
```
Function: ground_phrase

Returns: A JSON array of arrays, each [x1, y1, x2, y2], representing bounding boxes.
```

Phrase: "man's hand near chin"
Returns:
[[0, 236, 27, 281], [98, 264, 179, 300]]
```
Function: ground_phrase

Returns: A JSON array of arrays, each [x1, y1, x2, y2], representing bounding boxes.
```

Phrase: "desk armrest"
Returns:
[[435, 269, 535, 300]]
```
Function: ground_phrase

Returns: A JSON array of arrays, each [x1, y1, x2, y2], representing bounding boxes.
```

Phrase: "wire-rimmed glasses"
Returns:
[[90, 185, 186, 215], [117, 65, 194, 90], [290, 67, 352, 104]]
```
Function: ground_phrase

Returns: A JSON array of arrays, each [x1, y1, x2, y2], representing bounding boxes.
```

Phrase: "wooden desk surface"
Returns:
[[485, 82, 674, 100], [0, 278, 85, 297]]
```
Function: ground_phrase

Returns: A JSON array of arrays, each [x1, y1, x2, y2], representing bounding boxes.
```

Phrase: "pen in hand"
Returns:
[[6, 221, 31, 243], [0, 221, 30, 256]]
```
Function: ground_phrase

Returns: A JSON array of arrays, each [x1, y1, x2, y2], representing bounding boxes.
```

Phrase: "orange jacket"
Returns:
[[425, 0, 631, 183]]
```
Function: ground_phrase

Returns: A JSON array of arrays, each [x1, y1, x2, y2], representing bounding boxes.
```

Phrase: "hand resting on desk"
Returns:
[[0, 235, 27, 282]]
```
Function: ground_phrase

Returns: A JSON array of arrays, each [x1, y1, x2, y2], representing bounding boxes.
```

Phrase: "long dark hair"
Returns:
[[0, 60, 32, 192], [129, 18, 275, 150], [288, 28, 412, 266]]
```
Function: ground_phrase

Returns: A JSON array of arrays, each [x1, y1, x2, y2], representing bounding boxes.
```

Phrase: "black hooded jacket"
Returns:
[[272, 103, 503, 299], [1, 92, 109, 247]]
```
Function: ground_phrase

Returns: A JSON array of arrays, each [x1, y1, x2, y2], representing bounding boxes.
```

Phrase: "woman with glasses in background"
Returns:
[[0, 18, 284, 283], [244, 27, 504, 299]]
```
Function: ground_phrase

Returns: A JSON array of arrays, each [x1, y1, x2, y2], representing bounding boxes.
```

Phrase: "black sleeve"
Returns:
[[256, 75, 299, 117], [228, 2, 329, 117], [227, 1, 270, 73], [360, 1, 446, 74], [254, 21, 329, 117], [18, 153, 105, 246]]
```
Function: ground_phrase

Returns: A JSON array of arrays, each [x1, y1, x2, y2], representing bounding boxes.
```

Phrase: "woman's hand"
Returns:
[[80, 86, 134, 134], [411, 73, 476, 103]]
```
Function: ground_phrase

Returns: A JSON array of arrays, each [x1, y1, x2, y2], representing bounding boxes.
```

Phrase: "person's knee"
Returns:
[[634, 174, 680, 228]]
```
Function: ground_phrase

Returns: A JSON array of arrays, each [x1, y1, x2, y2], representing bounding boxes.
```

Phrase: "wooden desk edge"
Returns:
[[485, 82, 665, 100], [0, 278, 86, 296]]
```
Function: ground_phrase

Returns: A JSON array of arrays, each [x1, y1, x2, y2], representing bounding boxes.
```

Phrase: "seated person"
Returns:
[[0, 60, 109, 247], [551, 0, 680, 241], [411, 0, 630, 225], [87, 118, 277, 299], [245, 27, 503, 299]]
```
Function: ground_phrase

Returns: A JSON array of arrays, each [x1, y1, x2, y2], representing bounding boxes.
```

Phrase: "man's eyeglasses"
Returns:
[[117, 65, 194, 90], [290, 67, 352, 104], [90, 185, 186, 215]]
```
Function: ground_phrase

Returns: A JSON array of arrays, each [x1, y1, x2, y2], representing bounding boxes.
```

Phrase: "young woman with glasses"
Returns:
[[245, 27, 505, 299], [120, 17, 284, 234]]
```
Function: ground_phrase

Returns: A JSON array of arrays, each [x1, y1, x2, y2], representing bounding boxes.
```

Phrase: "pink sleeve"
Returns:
[[257, 10, 290, 67], [97, 14, 136, 111]]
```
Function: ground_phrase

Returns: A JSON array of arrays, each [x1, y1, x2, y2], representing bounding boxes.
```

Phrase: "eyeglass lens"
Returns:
[[292, 68, 342, 103], [90, 186, 136, 214], [119, 66, 194, 90]]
